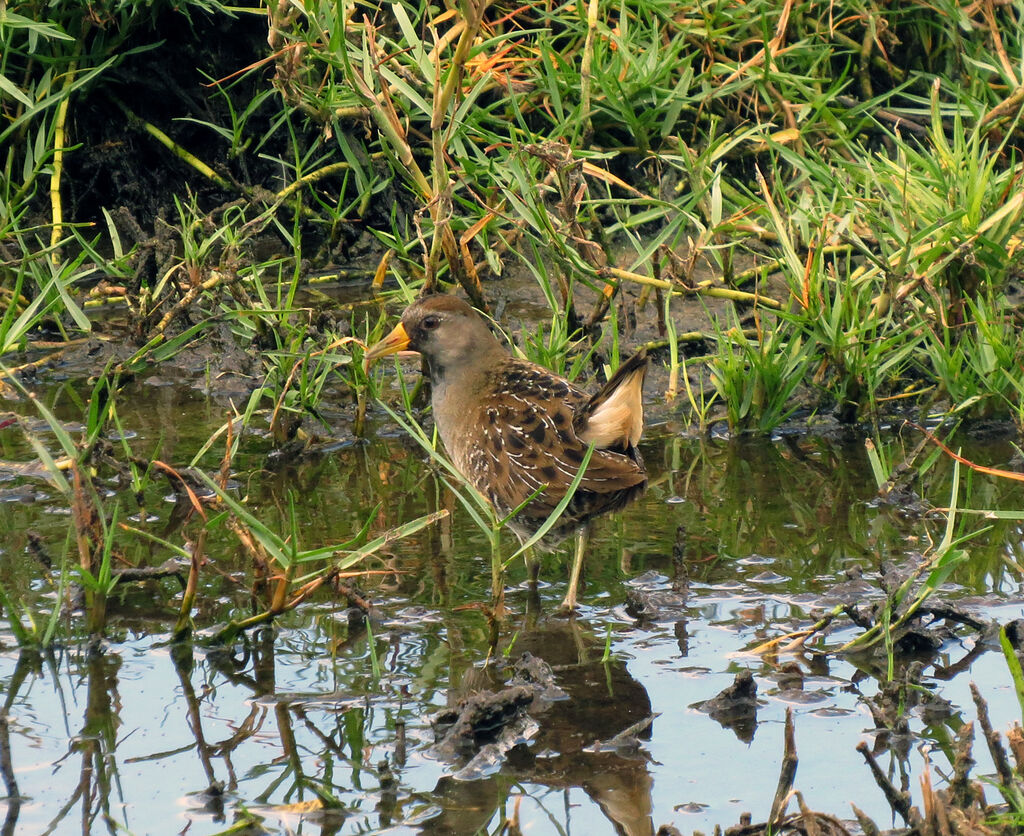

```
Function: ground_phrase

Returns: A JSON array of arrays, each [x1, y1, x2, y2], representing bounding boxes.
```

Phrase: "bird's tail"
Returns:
[[577, 348, 648, 451]]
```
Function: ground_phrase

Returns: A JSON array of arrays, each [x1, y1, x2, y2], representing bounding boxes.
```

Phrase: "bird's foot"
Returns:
[[556, 597, 579, 616]]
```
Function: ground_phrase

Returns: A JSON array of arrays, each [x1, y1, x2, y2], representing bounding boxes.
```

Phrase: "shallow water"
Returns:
[[2, 374, 1024, 835]]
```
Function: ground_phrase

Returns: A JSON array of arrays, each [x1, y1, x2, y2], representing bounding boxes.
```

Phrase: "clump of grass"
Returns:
[[709, 314, 812, 434], [0, 368, 130, 642]]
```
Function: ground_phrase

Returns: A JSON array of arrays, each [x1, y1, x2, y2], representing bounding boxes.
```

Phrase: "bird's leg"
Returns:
[[524, 546, 540, 586], [525, 583, 542, 621], [524, 546, 542, 617], [489, 530, 506, 618], [559, 523, 591, 613]]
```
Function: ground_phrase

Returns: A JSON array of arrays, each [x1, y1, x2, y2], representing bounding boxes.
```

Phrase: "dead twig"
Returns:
[[949, 721, 978, 809], [768, 708, 798, 827], [855, 740, 913, 824], [970, 682, 1017, 790], [751, 606, 842, 657]]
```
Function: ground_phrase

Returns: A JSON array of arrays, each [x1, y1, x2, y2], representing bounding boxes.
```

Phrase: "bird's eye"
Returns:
[[422, 315, 441, 330]]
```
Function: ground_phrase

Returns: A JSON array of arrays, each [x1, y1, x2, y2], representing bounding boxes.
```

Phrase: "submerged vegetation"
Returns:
[[2, 0, 1024, 833]]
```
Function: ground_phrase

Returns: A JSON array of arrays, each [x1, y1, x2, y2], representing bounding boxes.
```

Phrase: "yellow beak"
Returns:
[[364, 322, 411, 366]]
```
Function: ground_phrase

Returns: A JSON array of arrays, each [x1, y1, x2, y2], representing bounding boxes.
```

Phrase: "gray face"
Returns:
[[401, 297, 502, 383]]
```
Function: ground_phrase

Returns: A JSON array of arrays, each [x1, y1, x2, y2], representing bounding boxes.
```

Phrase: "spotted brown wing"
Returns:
[[463, 361, 646, 533]]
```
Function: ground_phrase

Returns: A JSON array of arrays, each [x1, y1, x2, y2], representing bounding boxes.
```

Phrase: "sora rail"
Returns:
[[365, 294, 648, 611]]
